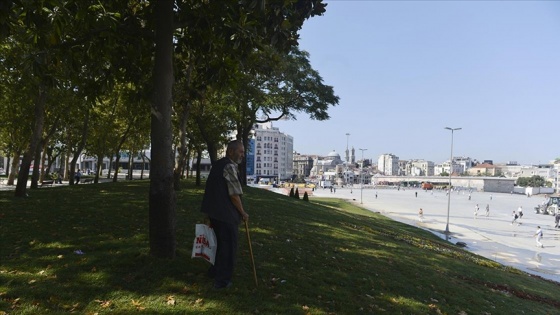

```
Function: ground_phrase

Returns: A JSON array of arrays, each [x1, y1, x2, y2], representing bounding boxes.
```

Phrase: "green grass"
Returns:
[[1, 180, 560, 314]]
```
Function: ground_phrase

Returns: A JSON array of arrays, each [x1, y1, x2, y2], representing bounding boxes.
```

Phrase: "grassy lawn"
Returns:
[[1, 180, 559, 314]]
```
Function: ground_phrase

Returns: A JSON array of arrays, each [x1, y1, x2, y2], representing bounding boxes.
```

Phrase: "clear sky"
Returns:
[[274, 0, 560, 165]]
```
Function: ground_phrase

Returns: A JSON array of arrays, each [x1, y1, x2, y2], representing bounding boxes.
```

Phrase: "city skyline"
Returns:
[[274, 1, 560, 165]]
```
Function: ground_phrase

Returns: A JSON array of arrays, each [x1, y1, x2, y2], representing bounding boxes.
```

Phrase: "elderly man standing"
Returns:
[[201, 140, 249, 289]]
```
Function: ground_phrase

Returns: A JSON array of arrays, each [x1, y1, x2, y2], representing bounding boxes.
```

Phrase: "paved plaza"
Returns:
[[309, 186, 560, 283]]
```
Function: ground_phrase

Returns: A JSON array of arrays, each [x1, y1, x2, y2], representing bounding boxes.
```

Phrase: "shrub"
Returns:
[[294, 188, 300, 199], [303, 191, 309, 202], [289, 187, 294, 197]]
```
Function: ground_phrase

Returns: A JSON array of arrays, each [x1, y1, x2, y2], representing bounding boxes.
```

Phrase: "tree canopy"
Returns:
[[516, 175, 547, 188], [1, 0, 333, 258]]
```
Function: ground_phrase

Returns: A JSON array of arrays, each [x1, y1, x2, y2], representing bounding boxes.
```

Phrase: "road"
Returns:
[[309, 186, 560, 283]]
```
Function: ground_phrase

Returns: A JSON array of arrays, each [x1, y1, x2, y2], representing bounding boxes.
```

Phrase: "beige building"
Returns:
[[467, 163, 499, 176]]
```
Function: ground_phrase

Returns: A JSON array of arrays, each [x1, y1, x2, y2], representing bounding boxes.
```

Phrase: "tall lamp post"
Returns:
[[345, 133, 350, 184], [359, 148, 367, 204], [444, 127, 461, 234]]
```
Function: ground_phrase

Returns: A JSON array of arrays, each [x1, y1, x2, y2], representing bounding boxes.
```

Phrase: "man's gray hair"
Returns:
[[227, 140, 243, 151]]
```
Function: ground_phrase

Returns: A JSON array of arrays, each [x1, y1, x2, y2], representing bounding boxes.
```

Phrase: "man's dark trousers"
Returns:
[[209, 218, 238, 287]]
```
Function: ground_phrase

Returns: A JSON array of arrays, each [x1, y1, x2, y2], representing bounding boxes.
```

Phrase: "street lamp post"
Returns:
[[345, 133, 350, 185], [444, 127, 461, 234], [359, 148, 367, 204]]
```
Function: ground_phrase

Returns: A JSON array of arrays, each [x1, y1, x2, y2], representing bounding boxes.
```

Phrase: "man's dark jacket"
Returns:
[[201, 157, 242, 225]]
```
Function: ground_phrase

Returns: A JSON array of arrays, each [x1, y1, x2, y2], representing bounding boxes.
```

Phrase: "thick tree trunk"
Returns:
[[15, 87, 46, 197], [207, 142, 218, 164], [149, 0, 176, 259]]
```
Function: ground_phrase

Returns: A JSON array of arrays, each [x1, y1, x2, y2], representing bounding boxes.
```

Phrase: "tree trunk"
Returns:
[[69, 108, 90, 185], [15, 87, 47, 197], [207, 142, 218, 164], [173, 66, 192, 191], [6, 155, 11, 178], [7, 151, 20, 186], [238, 125, 253, 186], [195, 149, 202, 186], [112, 124, 133, 182], [113, 152, 121, 182], [95, 153, 103, 183], [140, 150, 146, 179], [107, 156, 113, 179], [30, 140, 43, 189], [64, 150, 70, 182], [128, 151, 133, 180], [149, 0, 176, 259]]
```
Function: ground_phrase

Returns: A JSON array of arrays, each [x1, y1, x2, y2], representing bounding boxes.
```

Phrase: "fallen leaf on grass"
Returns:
[[95, 300, 112, 308], [166, 296, 176, 305], [131, 299, 145, 311], [194, 298, 204, 306]]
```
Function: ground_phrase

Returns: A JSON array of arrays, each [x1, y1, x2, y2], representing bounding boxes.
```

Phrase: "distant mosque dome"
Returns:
[[327, 151, 340, 158]]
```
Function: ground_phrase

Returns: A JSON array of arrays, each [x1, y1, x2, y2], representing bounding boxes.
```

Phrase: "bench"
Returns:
[[40, 180, 54, 187], [81, 178, 94, 184]]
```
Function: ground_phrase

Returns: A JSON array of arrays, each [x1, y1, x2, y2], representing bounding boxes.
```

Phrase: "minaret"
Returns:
[[345, 133, 350, 163], [351, 147, 355, 164]]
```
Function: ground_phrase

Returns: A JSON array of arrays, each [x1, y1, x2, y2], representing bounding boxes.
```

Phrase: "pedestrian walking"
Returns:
[[56, 169, 63, 184], [418, 208, 424, 222], [74, 169, 82, 184], [375, 192, 378, 199], [474, 204, 479, 219], [534, 226, 544, 248], [468, 193, 471, 200], [415, 191, 418, 198], [518, 206, 524, 221], [485, 204, 490, 217], [511, 211, 519, 225], [555, 213, 560, 228], [490, 194, 493, 200]]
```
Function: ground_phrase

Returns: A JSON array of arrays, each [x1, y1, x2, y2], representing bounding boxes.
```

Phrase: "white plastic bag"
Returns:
[[191, 224, 217, 264]]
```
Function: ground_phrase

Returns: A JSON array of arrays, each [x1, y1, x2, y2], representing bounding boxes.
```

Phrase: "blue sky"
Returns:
[[274, 0, 560, 165]]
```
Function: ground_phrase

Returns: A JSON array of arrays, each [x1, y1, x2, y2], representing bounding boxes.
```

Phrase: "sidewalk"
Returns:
[[309, 186, 560, 283]]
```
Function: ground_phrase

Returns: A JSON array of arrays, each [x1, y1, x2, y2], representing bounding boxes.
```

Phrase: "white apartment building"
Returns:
[[378, 153, 399, 176], [406, 159, 435, 176], [251, 122, 293, 181], [434, 160, 464, 176]]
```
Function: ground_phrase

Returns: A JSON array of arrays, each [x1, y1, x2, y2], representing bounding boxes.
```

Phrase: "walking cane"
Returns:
[[244, 220, 258, 287]]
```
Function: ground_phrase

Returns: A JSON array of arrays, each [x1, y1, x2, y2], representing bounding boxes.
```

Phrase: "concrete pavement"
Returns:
[[309, 186, 560, 283]]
